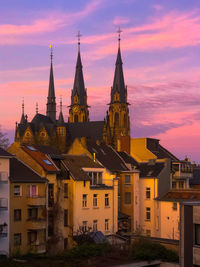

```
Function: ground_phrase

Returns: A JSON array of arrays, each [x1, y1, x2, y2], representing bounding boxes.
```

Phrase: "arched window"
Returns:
[[114, 112, 119, 126], [123, 114, 127, 128], [74, 114, 78, 122]]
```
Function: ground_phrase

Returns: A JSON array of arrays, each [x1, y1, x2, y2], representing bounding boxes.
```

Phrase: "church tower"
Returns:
[[106, 27, 130, 148], [46, 45, 56, 122], [68, 31, 89, 123]]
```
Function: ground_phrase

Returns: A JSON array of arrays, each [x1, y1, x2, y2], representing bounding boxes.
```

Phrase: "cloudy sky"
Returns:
[[0, 0, 200, 162]]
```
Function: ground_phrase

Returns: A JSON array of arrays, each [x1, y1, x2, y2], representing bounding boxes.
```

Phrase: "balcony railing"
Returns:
[[0, 172, 8, 183], [0, 198, 8, 210], [0, 223, 8, 237], [28, 243, 46, 254], [27, 196, 46, 206], [26, 218, 46, 230]]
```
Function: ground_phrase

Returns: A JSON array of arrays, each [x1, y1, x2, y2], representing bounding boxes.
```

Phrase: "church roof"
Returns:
[[66, 121, 104, 142]]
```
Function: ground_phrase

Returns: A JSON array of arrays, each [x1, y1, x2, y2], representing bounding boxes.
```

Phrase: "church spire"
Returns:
[[71, 31, 87, 106], [58, 97, 64, 125], [20, 98, 27, 124], [110, 26, 127, 104], [46, 45, 56, 122]]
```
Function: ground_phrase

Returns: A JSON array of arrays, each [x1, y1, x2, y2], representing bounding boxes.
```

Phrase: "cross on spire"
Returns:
[[117, 26, 122, 48], [76, 30, 82, 52], [49, 44, 53, 63]]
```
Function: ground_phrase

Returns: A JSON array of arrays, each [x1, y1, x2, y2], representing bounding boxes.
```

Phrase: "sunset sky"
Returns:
[[1, 0, 200, 162]]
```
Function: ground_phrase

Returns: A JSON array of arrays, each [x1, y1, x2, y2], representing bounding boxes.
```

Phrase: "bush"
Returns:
[[130, 238, 178, 262], [64, 243, 111, 258]]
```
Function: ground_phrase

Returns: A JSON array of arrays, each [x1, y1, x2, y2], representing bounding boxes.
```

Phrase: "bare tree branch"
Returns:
[[0, 125, 9, 150]]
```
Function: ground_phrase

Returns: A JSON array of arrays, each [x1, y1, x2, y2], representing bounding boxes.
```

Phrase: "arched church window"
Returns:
[[74, 115, 78, 122], [115, 112, 119, 126]]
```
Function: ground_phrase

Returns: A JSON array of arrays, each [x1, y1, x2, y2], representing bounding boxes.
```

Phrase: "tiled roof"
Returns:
[[62, 154, 103, 181], [117, 151, 139, 167], [0, 147, 12, 157], [86, 141, 129, 172], [22, 145, 59, 173], [9, 157, 44, 183], [146, 138, 179, 161], [139, 162, 165, 178], [159, 189, 200, 202]]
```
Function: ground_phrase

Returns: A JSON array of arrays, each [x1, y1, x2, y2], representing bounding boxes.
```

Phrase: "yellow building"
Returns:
[[9, 156, 47, 255], [8, 143, 72, 254]]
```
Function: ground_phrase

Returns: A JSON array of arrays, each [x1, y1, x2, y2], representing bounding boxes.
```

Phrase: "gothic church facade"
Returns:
[[14, 36, 130, 152]]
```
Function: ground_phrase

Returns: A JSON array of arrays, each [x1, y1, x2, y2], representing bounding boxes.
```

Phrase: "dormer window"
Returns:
[[88, 172, 103, 186]]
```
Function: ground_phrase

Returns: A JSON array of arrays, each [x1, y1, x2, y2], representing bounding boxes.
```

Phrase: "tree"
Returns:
[[0, 126, 9, 150]]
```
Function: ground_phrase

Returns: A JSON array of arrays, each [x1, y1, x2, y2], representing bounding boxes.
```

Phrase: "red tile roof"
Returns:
[[160, 189, 200, 202], [22, 145, 58, 172]]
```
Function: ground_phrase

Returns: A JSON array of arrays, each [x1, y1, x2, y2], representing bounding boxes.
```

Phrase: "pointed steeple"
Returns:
[[58, 97, 64, 125], [71, 31, 87, 106], [20, 98, 27, 125], [110, 26, 127, 104], [46, 45, 56, 122]]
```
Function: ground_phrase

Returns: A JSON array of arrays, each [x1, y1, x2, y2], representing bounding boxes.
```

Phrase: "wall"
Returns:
[[0, 157, 10, 256]]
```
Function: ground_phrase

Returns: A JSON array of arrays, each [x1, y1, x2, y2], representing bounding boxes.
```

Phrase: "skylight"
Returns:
[[42, 159, 52, 165], [27, 146, 36, 151]]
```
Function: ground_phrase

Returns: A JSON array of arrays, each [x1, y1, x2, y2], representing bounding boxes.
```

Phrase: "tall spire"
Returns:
[[110, 26, 127, 104], [36, 102, 38, 114], [20, 98, 27, 124], [71, 31, 87, 106], [58, 96, 64, 125], [46, 45, 56, 122]]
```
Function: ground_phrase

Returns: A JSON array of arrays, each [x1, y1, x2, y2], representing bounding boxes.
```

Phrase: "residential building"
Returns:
[[0, 148, 12, 256]]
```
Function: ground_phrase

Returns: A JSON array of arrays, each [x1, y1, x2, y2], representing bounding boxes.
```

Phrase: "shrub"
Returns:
[[130, 238, 178, 262]]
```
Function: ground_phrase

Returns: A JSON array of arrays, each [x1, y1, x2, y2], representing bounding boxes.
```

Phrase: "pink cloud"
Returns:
[[113, 16, 130, 25], [153, 5, 164, 11]]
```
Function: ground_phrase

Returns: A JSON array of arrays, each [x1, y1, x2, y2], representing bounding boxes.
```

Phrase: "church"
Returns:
[[14, 32, 130, 152]]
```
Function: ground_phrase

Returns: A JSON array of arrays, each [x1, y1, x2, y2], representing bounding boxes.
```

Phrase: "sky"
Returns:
[[0, 0, 200, 162]]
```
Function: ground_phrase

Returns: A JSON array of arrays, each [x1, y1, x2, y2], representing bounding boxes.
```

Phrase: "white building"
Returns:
[[0, 148, 12, 256]]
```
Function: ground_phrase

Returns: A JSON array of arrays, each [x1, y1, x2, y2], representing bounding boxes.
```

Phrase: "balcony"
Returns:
[[0, 223, 8, 237], [27, 196, 46, 207], [0, 198, 8, 210], [28, 242, 46, 254], [26, 219, 46, 230], [0, 172, 8, 183]]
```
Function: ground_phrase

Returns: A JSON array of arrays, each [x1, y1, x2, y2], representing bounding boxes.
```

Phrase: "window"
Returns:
[[27, 185, 37, 197], [14, 209, 21, 221], [125, 175, 131, 184], [28, 208, 38, 220], [172, 182, 176, 189], [105, 219, 109, 231], [93, 220, 98, 232], [195, 224, 200, 246], [82, 221, 87, 232], [64, 209, 68, 227], [172, 202, 177, 211], [146, 207, 151, 221], [146, 187, 151, 199], [105, 194, 109, 207], [42, 159, 52, 165], [93, 194, 98, 207], [82, 194, 87, 208], [48, 184, 54, 207], [89, 172, 103, 186], [27, 146, 36, 151], [14, 233, 21, 246], [27, 231, 37, 245], [179, 181, 184, 189], [64, 184, 68, 198], [125, 192, 131, 204], [14, 185, 21, 197]]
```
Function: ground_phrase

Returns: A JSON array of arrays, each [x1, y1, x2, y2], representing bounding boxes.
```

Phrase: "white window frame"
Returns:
[[105, 194, 109, 207], [93, 194, 98, 208], [82, 194, 87, 208], [105, 219, 109, 231], [14, 185, 21, 197]]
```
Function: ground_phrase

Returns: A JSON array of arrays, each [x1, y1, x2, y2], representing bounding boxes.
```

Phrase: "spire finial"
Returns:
[[117, 26, 122, 48], [60, 95, 62, 112], [36, 102, 38, 114], [22, 97, 24, 115], [49, 44, 53, 64], [76, 30, 82, 53]]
